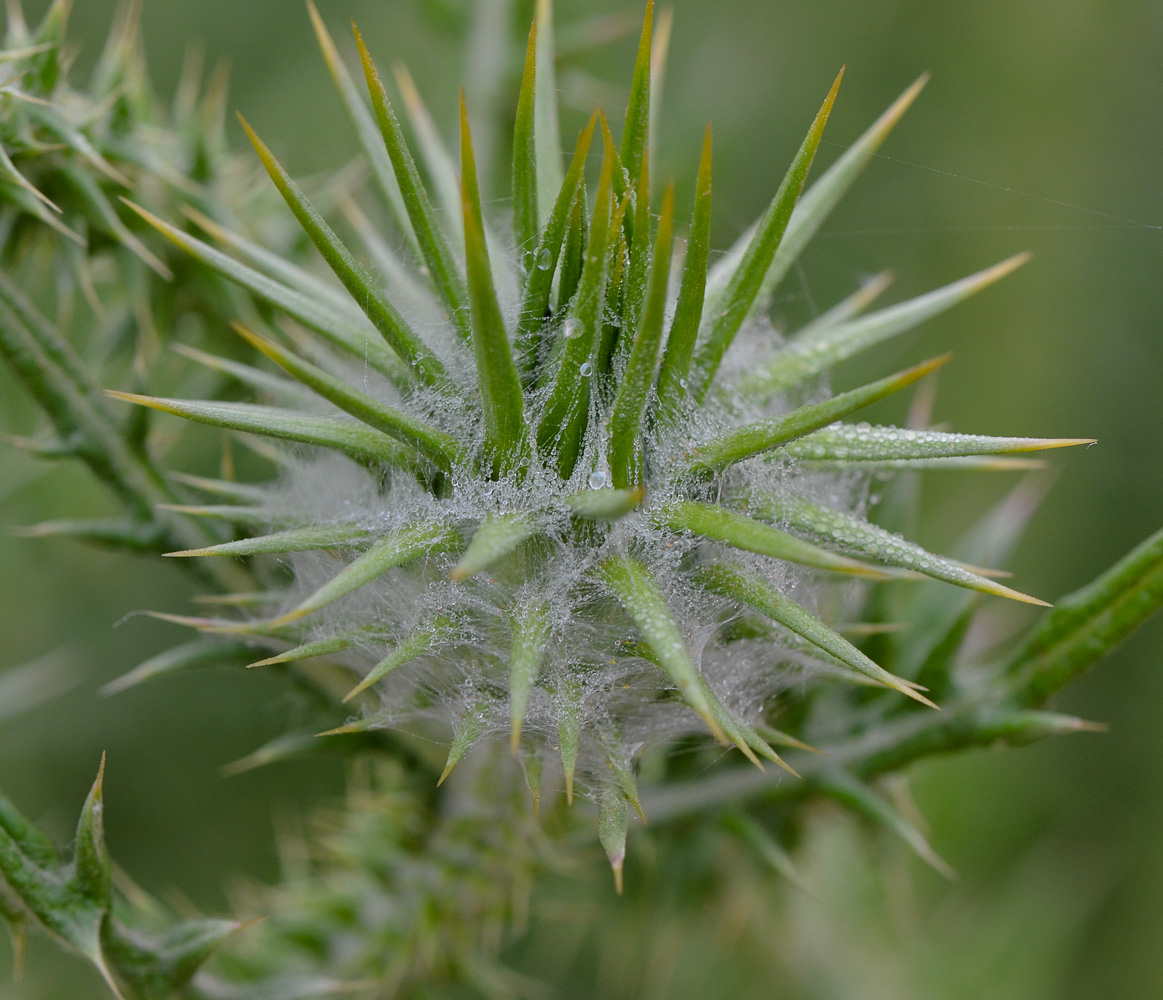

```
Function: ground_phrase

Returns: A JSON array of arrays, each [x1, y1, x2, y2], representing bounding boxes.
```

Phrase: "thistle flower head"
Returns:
[[112, 1, 1089, 855]]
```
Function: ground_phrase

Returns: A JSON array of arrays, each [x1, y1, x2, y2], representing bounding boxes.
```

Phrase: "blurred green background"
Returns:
[[1, 0, 1160, 997]]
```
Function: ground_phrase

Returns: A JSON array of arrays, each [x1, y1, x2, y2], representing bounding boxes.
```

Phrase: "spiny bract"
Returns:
[[109, 0, 1089, 876]]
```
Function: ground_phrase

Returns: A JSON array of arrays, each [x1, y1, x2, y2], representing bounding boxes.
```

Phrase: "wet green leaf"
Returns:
[[609, 183, 674, 488], [460, 95, 529, 476], [270, 521, 459, 626], [107, 393, 422, 471], [691, 355, 949, 472], [509, 603, 551, 751], [695, 562, 933, 705], [658, 500, 894, 579], [599, 555, 726, 742], [691, 69, 844, 398], [234, 323, 461, 470], [450, 513, 539, 581], [239, 116, 445, 388]]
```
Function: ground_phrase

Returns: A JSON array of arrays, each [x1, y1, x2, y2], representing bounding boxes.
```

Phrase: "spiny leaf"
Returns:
[[223, 730, 374, 775], [695, 562, 934, 706], [597, 739, 647, 823], [597, 112, 631, 220], [597, 784, 628, 894], [0, 792, 59, 869], [705, 75, 927, 312], [269, 521, 459, 627], [648, 5, 674, 169], [555, 674, 583, 804], [533, 0, 564, 228], [655, 124, 713, 421], [557, 181, 589, 317], [796, 270, 895, 334], [688, 671, 789, 772], [450, 513, 539, 582], [622, 638, 770, 768], [754, 723, 825, 755], [598, 214, 629, 376], [512, 19, 539, 269], [56, 163, 171, 278], [620, 0, 653, 197], [0, 139, 62, 214], [818, 771, 955, 879], [233, 323, 462, 471], [354, 24, 468, 331], [142, 611, 303, 640], [609, 182, 674, 488], [514, 113, 598, 382], [121, 201, 406, 385], [0, 757, 116, 992], [300, 3, 418, 255], [1007, 524, 1163, 706], [438, 704, 489, 785], [460, 93, 529, 476], [0, 265, 114, 421], [536, 147, 617, 479], [690, 354, 949, 472], [750, 493, 1050, 605], [510, 602, 551, 752], [565, 486, 645, 521], [165, 524, 371, 560], [248, 635, 357, 669], [809, 456, 1049, 472], [238, 115, 446, 389], [747, 254, 1029, 395], [166, 474, 270, 506], [392, 64, 464, 248], [617, 139, 650, 343], [658, 500, 894, 579], [101, 639, 254, 696], [974, 710, 1108, 746], [599, 555, 726, 742], [784, 423, 1093, 463], [756, 78, 929, 317], [106, 392, 423, 471], [100, 913, 254, 998], [10, 517, 166, 551], [171, 343, 316, 409], [691, 68, 844, 399], [181, 205, 354, 316], [155, 504, 284, 530]]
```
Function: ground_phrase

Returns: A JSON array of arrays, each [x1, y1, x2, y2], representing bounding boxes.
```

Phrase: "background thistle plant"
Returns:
[[2, 1, 1162, 998]]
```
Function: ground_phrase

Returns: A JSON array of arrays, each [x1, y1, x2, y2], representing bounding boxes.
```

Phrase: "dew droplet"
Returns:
[[579, 361, 593, 377], [537, 248, 552, 270], [678, 378, 687, 389], [588, 470, 607, 489], [564, 318, 585, 339]]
